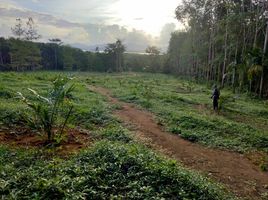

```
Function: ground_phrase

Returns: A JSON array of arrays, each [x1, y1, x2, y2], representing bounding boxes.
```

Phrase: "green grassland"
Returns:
[[1, 71, 267, 199], [83, 73, 268, 153]]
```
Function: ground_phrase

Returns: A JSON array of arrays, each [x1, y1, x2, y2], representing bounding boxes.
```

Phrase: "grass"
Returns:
[[0, 71, 236, 199], [83, 72, 268, 153]]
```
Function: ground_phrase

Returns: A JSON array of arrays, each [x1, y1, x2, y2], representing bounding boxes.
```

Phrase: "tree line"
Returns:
[[166, 0, 268, 97], [0, 36, 167, 72], [0, 18, 167, 73]]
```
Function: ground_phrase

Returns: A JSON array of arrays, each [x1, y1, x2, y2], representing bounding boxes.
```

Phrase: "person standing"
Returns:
[[211, 85, 220, 111]]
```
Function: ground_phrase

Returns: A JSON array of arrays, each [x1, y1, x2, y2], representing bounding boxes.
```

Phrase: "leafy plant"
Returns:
[[17, 76, 74, 143], [140, 83, 153, 108]]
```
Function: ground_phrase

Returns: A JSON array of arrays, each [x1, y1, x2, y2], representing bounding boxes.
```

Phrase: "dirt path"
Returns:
[[89, 86, 268, 199]]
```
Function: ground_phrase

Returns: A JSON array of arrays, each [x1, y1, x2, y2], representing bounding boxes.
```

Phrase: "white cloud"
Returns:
[[0, 0, 179, 52], [109, 0, 180, 36], [0, 0, 24, 10]]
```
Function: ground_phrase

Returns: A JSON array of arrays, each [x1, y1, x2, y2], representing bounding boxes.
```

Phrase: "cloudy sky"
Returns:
[[0, 0, 181, 52]]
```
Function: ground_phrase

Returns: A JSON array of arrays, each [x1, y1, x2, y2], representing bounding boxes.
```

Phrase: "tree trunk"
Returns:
[[191, 24, 196, 77], [217, 62, 221, 83], [222, 15, 229, 88], [260, 21, 268, 97], [0, 52, 3, 65], [253, 5, 261, 49], [119, 52, 122, 72], [249, 80, 252, 93], [55, 47, 57, 70], [207, 29, 212, 82]]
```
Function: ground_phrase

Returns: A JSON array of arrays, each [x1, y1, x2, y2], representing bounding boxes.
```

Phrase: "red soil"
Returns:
[[0, 127, 92, 155]]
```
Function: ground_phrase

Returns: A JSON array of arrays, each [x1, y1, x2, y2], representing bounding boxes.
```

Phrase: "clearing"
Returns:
[[1, 72, 237, 200], [1, 72, 268, 199], [89, 85, 268, 199]]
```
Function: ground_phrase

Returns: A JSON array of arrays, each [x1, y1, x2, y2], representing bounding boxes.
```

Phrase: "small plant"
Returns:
[[140, 83, 153, 108], [259, 156, 268, 172], [118, 79, 124, 86], [17, 76, 74, 143], [169, 126, 182, 134], [186, 82, 195, 92], [260, 162, 267, 172]]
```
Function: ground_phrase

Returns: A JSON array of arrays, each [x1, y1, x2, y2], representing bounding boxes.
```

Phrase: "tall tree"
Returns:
[[146, 46, 161, 55], [49, 38, 63, 70], [146, 46, 162, 72], [24, 17, 41, 70], [11, 18, 25, 39], [105, 39, 126, 72], [170, 0, 268, 96], [0, 38, 11, 70], [10, 18, 41, 71], [24, 17, 41, 41]]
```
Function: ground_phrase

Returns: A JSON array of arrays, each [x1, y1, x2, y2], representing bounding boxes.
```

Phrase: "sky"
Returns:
[[0, 0, 182, 52]]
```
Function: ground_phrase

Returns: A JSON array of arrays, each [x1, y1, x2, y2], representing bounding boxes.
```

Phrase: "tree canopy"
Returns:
[[166, 0, 268, 97]]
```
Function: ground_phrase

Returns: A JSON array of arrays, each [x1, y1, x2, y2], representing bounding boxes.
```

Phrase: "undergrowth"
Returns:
[[0, 141, 235, 199]]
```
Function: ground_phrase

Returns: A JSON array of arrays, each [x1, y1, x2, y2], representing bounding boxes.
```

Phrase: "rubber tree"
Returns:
[[49, 38, 63, 70]]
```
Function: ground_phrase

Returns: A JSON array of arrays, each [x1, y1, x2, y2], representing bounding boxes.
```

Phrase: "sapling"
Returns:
[[17, 76, 74, 143]]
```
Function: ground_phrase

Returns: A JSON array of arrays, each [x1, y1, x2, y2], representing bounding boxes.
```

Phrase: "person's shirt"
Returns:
[[212, 89, 220, 100]]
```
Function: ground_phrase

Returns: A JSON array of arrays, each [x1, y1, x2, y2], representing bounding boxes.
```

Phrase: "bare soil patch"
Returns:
[[89, 85, 268, 200], [0, 127, 92, 155]]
